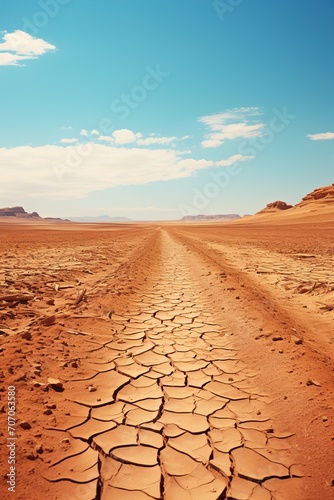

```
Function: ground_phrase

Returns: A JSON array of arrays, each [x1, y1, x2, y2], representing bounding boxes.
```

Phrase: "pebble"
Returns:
[[306, 379, 321, 387], [272, 336, 283, 341], [20, 421, 32, 430], [21, 331, 32, 340], [47, 378, 64, 391]]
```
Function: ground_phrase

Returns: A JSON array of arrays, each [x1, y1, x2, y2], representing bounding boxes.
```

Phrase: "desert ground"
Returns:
[[0, 211, 333, 499]]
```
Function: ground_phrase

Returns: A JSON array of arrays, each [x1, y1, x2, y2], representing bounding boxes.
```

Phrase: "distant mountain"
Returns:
[[181, 214, 240, 221], [67, 215, 132, 223], [0, 206, 41, 218], [0, 207, 69, 222]]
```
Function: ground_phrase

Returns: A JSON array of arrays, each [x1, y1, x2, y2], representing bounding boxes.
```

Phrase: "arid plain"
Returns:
[[0, 191, 333, 500]]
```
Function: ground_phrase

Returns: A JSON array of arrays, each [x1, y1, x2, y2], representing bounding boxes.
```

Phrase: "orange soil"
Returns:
[[0, 218, 333, 500]]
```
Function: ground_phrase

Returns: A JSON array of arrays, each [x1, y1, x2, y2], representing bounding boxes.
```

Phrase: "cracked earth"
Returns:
[[0, 222, 333, 499]]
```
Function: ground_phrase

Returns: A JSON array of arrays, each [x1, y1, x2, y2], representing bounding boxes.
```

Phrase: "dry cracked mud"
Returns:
[[35, 232, 299, 499]]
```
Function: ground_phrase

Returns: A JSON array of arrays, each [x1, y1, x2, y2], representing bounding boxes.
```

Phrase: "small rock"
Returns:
[[26, 453, 38, 461], [272, 336, 283, 341], [20, 421, 32, 430], [47, 378, 64, 392], [43, 409, 53, 415], [71, 361, 78, 368], [21, 331, 32, 341], [46, 404, 56, 409], [41, 315, 56, 326], [88, 385, 97, 392], [35, 444, 44, 454], [46, 299, 55, 306], [295, 338, 303, 345], [279, 349, 284, 354], [322, 416, 328, 422], [306, 379, 321, 387]]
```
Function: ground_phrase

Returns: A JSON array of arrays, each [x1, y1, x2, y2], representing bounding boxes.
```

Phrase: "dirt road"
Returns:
[[0, 223, 333, 499]]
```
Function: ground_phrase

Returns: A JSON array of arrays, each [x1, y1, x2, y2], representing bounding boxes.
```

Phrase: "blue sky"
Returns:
[[0, 0, 333, 219]]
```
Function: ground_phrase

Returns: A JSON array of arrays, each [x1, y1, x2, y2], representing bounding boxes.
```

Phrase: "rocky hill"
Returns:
[[253, 183, 334, 221], [0, 207, 69, 222], [256, 201, 293, 215], [0, 206, 41, 218], [296, 183, 334, 206]]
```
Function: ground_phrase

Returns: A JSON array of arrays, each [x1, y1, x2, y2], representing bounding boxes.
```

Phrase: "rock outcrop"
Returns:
[[0, 207, 41, 218], [256, 201, 293, 214], [297, 184, 334, 205]]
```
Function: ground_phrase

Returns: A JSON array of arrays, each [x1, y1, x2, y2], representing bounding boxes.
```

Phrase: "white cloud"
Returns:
[[98, 135, 114, 142], [60, 138, 78, 144], [201, 139, 222, 149], [0, 30, 55, 66], [199, 107, 265, 148], [78, 128, 190, 148], [0, 143, 216, 200], [112, 129, 142, 144], [215, 154, 254, 167], [137, 136, 177, 146], [307, 132, 334, 141]]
